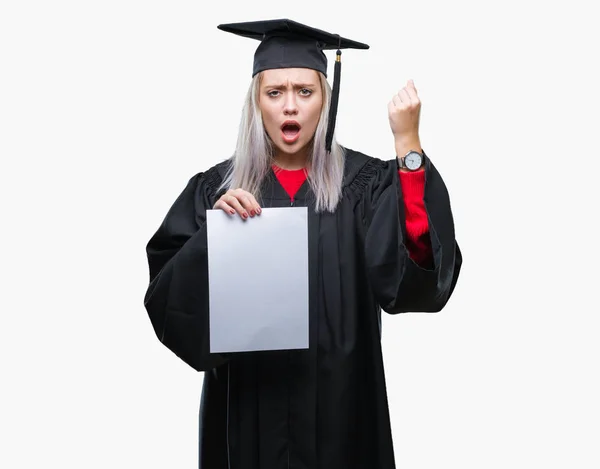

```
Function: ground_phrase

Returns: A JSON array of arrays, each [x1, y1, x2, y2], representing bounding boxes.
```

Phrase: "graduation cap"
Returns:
[[217, 19, 369, 153]]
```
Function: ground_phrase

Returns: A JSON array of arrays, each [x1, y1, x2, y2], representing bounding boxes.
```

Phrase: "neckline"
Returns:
[[272, 164, 307, 174], [267, 165, 310, 201]]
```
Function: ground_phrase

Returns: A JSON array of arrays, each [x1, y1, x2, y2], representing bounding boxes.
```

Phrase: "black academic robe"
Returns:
[[144, 147, 462, 469]]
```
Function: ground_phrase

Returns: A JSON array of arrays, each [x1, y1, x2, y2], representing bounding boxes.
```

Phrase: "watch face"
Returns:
[[405, 152, 422, 170]]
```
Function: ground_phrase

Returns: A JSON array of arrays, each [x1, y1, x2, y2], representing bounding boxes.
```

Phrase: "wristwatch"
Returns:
[[398, 150, 424, 171]]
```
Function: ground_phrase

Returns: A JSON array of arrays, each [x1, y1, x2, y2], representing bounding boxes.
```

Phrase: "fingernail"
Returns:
[[257, 207, 262, 214], [243, 212, 248, 219], [250, 209, 255, 216], [230, 209, 235, 215]]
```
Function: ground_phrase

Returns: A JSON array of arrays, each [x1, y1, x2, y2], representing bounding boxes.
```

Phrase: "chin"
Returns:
[[275, 139, 311, 157]]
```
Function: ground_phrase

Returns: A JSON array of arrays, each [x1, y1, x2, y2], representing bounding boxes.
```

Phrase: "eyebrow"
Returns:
[[262, 82, 317, 90]]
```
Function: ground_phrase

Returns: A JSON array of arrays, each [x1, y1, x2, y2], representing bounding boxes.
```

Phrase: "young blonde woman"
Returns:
[[144, 19, 462, 469]]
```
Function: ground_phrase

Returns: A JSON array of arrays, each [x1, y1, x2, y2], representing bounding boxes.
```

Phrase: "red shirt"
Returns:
[[272, 165, 432, 266]]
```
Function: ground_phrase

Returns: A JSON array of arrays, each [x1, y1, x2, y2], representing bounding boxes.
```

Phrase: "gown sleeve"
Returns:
[[361, 153, 462, 313], [143, 171, 229, 371]]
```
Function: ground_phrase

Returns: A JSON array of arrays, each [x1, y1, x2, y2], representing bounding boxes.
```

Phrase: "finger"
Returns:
[[392, 94, 404, 108], [224, 194, 249, 219], [213, 199, 236, 216], [398, 88, 412, 105], [235, 192, 258, 216], [230, 189, 261, 217], [239, 195, 254, 212], [408, 79, 417, 93], [406, 82, 419, 103], [387, 101, 395, 115], [233, 189, 261, 216], [246, 193, 262, 215]]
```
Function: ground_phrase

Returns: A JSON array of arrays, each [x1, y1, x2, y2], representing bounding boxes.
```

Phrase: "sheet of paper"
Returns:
[[206, 207, 309, 353]]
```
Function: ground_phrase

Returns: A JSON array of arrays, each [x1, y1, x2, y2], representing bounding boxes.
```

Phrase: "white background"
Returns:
[[1, 0, 599, 468]]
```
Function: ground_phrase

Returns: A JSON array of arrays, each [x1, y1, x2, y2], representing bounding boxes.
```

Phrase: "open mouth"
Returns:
[[281, 121, 301, 143]]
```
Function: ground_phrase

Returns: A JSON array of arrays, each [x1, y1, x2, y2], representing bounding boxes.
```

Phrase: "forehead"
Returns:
[[260, 68, 320, 85]]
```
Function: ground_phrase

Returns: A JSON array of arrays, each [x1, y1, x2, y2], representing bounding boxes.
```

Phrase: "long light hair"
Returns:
[[217, 70, 345, 213]]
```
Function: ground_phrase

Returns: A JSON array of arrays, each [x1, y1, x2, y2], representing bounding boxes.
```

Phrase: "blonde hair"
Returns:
[[218, 71, 345, 213]]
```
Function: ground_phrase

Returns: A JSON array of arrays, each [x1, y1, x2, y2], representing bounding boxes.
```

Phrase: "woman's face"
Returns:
[[258, 68, 323, 159]]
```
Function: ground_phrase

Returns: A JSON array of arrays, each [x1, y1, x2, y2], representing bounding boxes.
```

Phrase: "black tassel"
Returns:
[[325, 48, 341, 153]]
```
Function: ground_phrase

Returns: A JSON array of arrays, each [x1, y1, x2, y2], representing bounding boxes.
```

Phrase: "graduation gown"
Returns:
[[143, 147, 462, 469]]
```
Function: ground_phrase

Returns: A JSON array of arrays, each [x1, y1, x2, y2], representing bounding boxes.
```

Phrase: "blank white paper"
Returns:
[[206, 207, 309, 353]]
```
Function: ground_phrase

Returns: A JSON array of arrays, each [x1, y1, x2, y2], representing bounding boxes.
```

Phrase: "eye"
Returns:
[[267, 90, 281, 97], [299, 88, 312, 96]]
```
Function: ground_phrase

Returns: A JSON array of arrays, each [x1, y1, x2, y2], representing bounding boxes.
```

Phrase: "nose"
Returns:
[[283, 92, 298, 115]]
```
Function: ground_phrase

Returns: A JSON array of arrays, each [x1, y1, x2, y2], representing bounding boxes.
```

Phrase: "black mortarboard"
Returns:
[[217, 19, 369, 153]]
